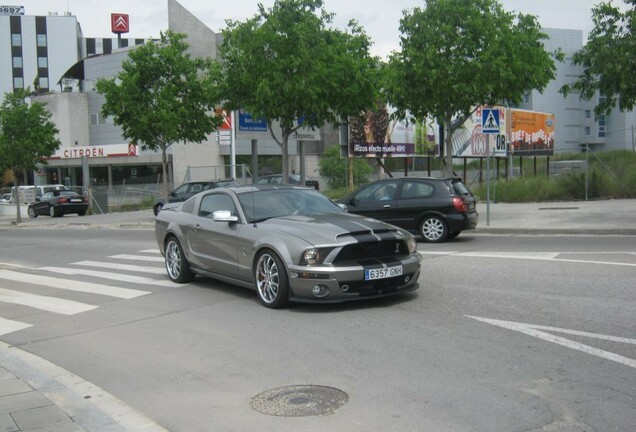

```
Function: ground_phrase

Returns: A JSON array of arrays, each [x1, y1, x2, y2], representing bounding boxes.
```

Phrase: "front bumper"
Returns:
[[286, 252, 421, 303]]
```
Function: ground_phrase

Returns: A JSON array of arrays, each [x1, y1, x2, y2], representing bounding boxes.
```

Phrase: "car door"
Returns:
[[187, 192, 240, 278], [33, 192, 54, 215], [395, 179, 444, 231], [343, 180, 401, 225]]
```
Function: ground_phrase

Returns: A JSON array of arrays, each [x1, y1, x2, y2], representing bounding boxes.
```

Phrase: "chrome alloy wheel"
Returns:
[[420, 216, 448, 242], [164, 237, 194, 283], [256, 253, 279, 304]]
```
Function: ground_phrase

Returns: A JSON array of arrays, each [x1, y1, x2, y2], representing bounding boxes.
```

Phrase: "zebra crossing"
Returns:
[[0, 249, 171, 336]]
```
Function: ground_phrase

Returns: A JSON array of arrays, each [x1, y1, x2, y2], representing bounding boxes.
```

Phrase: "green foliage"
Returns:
[[219, 0, 380, 181], [97, 31, 222, 151], [0, 89, 61, 222], [472, 151, 636, 202], [96, 31, 223, 198], [561, 1, 636, 118], [0, 89, 60, 173], [384, 0, 559, 175], [318, 144, 372, 189]]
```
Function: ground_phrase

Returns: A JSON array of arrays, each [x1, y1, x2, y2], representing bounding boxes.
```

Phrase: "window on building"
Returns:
[[38, 57, 48, 68], [585, 110, 591, 119], [12, 57, 22, 68], [11, 34, 21, 46], [598, 115, 605, 137], [38, 77, 49, 89], [90, 113, 99, 125], [584, 127, 591, 135], [13, 77, 23, 89], [37, 34, 47, 47]]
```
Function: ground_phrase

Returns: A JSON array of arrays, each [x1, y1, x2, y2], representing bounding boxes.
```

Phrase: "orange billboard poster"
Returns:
[[509, 109, 555, 156]]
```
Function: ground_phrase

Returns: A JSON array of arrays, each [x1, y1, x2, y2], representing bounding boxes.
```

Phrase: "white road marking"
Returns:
[[73, 260, 165, 275], [0, 287, 96, 315], [39, 266, 172, 287], [467, 316, 636, 369], [109, 254, 164, 262], [0, 317, 32, 336], [0, 270, 149, 299], [138, 249, 161, 254], [418, 251, 636, 267]]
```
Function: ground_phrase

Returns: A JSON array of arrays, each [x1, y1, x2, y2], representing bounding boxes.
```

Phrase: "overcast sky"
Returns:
[[19, 0, 626, 59]]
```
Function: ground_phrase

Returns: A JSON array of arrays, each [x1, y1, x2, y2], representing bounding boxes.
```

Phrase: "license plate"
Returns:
[[70, 199, 82, 202], [365, 265, 403, 281]]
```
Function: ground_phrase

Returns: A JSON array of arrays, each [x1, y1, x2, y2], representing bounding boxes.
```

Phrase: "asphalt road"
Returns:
[[1, 229, 634, 431]]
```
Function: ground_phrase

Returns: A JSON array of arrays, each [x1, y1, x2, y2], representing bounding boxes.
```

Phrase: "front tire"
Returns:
[[419, 216, 449, 243], [28, 207, 37, 218], [254, 250, 289, 308], [165, 237, 194, 283]]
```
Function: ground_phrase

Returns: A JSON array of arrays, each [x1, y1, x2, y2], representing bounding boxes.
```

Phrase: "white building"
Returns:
[[519, 28, 636, 153]]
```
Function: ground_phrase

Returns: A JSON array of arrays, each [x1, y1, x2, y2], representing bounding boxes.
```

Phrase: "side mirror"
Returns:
[[212, 210, 239, 223]]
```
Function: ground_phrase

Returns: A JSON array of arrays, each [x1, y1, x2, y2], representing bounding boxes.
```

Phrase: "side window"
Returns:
[[402, 181, 434, 199], [41, 192, 54, 200], [190, 184, 203, 193], [356, 181, 400, 202], [173, 184, 188, 195], [199, 194, 236, 218]]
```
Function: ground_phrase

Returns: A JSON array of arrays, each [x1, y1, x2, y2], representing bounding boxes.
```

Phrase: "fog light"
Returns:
[[312, 285, 330, 297]]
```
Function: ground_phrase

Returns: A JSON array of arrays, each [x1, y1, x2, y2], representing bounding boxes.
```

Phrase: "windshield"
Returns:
[[237, 188, 342, 223]]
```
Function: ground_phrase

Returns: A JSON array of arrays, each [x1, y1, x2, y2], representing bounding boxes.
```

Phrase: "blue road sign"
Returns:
[[482, 109, 500, 134]]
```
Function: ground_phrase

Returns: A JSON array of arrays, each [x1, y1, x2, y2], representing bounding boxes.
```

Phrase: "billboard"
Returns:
[[449, 106, 507, 158], [509, 109, 555, 156], [348, 106, 438, 158]]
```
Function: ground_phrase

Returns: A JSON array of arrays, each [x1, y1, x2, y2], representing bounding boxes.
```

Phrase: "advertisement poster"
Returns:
[[509, 109, 555, 156], [348, 106, 438, 158], [450, 106, 507, 158]]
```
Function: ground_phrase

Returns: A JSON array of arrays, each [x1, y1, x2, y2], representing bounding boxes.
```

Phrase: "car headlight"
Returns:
[[407, 238, 417, 253], [303, 248, 319, 265]]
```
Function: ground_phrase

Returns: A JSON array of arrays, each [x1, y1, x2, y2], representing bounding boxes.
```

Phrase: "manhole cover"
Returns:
[[250, 385, 348, 417]]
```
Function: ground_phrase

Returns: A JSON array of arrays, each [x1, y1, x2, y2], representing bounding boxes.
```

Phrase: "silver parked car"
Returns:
[[155, 184, 421, 308]]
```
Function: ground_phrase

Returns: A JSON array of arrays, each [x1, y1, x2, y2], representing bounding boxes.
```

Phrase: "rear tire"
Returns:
[[154, 202, 164, 216], [419, 216, 449, 243], [165, 237, 194, 283], [78, 210, 86, 216], [28, 207, 37, 218], [49, 206, 60, 217], [254, 250, 289, 308]]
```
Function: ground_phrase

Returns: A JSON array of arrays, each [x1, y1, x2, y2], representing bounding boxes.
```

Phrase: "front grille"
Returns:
[[334, 240, 407, 263], [340, 273, 416, 295]]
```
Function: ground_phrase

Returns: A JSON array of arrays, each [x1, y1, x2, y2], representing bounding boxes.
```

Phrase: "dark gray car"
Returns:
[[155, 184, 421, 308], [153, 179, 239, 215]]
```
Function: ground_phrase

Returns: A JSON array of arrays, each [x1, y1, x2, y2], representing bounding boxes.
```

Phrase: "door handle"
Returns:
[[383, 205, 391, 208]]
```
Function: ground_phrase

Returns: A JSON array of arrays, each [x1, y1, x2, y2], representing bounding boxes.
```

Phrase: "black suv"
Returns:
[[339, 177, 478, 242], [153, 179, 239, 215]]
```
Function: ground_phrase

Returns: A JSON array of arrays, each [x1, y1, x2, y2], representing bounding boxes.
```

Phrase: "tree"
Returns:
[[318, 144, 372, 189], [219, 0, 380, 183], [385, 0, 559, 175], [96, 31, 223, 200], [0, 89, 60, 223], [561, 1, 636, 118]]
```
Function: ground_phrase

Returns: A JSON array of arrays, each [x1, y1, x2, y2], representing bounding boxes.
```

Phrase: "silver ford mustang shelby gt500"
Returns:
[[155, 184, 421, 308]]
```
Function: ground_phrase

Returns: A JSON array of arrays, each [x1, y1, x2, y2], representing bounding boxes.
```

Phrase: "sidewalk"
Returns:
[[1, 199, 635, 431], [2, 199, 636, 234]]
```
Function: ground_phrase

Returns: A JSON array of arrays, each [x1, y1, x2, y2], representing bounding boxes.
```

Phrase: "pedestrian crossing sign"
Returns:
[[482, 109, 500, 134]]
